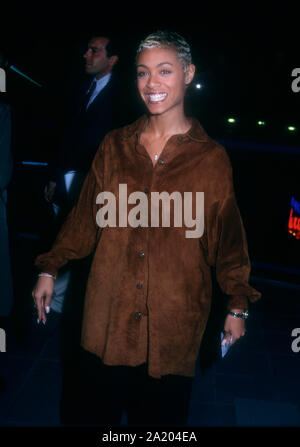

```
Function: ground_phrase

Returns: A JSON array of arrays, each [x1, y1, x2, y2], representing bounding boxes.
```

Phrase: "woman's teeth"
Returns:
[[148, 93, 167, 102]]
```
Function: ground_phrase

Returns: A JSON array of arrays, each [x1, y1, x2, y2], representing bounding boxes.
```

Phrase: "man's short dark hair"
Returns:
[[105, 37, 120, 58], [89, 34, 120, 58]]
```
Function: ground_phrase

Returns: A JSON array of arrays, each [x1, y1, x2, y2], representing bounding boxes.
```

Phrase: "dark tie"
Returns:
[[81, 79, 97, 114]]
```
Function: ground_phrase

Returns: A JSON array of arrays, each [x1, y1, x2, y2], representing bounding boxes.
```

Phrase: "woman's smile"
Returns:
[[146, 92, 168, 103]]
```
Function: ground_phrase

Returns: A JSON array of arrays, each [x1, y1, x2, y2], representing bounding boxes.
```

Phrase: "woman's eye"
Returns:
[[161, 69, 171, 75], [137, 71, 147, 78]]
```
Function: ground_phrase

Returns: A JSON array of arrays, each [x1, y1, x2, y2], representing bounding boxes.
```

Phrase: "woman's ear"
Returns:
[[185, 64, 196, 86]]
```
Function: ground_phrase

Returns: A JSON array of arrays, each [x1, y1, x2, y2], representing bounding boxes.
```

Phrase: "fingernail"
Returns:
[[45, 306, 50, 314], [37, 318, 40, 324], [42, 320, 46, 325]]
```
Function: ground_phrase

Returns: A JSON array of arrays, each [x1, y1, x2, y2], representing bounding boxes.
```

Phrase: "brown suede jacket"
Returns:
[[35, 115, 261, 378]]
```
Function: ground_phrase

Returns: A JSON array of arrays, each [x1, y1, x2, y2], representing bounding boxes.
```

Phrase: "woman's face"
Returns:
[[136, 46, 195, 116]]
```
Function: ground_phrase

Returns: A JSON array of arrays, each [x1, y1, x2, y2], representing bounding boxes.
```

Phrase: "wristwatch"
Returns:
[[228, 309, 249, 319]]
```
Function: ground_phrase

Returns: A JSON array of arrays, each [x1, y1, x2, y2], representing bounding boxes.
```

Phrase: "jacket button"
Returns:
[[144, 188, 149, 194], [135, 312, 142, 320], [137, 283, 143, 289], [138, 251, 145, 258], [178, 136, 183, 141], [158, 159, 164, 165]]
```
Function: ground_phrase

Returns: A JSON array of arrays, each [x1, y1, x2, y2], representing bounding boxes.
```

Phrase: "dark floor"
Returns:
[[0, 236, 300, 427]]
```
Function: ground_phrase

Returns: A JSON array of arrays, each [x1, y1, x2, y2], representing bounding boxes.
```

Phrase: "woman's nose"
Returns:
[[147, 73, 160, 87]]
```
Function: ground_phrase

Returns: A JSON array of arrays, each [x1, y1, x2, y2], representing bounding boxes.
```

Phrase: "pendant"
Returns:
[[154, 154, 158, 160]]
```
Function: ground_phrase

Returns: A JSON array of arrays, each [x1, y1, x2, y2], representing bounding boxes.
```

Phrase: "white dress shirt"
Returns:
[[86, 72, 112, 109]]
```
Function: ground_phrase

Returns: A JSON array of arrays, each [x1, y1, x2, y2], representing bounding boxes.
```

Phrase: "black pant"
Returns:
[[62, 347, 193, 426]]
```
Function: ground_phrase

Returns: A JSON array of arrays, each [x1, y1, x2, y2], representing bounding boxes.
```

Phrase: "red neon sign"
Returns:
[[288, 197, 300, 239]]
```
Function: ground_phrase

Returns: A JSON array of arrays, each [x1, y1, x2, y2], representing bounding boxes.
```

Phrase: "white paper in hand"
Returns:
[[220, 332, 233, 358]]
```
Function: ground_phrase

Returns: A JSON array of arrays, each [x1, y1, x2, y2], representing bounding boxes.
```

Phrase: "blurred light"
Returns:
[[287, 126, 296, 132], [288, 199, 300, 240], [227, 118, 236, 124], [257, 120, 266, 126], [9, 65, 42, 87], [196, 83, 202, 89], [22, 161, 48, 166]]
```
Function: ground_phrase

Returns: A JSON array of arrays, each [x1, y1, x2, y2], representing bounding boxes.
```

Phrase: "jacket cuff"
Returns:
[[227, 295, 249, 310], [35, 260, 58, 279]]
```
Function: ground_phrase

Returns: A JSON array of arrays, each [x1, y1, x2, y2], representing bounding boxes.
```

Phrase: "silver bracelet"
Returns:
[[228, 310, 249, 319], [38, 273, 55, 279]]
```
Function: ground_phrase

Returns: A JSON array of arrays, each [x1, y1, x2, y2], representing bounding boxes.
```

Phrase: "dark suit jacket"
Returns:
[[49, 73, 122, 207]]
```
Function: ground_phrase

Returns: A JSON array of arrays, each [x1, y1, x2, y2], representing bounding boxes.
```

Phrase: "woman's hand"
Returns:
[[222, 308, 246, 346], [32, 277, 54, 324]]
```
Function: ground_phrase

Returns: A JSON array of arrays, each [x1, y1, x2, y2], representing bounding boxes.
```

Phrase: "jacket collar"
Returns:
[[121, 115, 210, 142]]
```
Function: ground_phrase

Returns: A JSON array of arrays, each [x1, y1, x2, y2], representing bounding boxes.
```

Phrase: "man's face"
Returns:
[[83, 37, 115, 79]]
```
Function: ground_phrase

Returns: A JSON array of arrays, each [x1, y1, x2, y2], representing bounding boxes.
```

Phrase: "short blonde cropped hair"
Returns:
[[136, 30, 193, 72]]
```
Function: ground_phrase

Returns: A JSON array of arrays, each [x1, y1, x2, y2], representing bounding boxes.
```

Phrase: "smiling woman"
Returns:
[[136, 49, 194, 110], [32, 30, 261, 426], [135, 32, 196, 163]]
